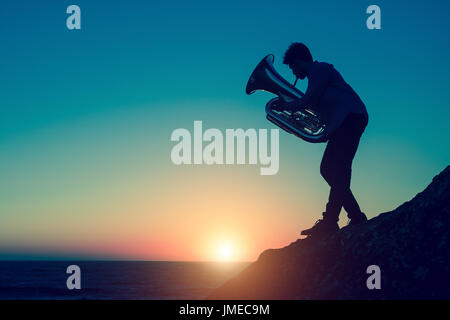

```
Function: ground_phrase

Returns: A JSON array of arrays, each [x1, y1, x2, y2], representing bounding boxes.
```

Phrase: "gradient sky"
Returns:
[[1, 0, 449, 261]]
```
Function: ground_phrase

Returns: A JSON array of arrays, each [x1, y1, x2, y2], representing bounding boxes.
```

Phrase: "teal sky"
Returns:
[[0, 0, 449, 260]]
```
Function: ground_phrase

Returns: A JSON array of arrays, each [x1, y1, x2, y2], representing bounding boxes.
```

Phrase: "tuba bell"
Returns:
[[246, 54, 328, 143]]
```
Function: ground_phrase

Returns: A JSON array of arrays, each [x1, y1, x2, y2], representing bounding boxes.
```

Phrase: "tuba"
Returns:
[[246, 54, 328, 143]]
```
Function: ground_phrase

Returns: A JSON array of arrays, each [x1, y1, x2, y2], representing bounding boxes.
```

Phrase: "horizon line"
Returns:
[[0, 258, 253, 263]]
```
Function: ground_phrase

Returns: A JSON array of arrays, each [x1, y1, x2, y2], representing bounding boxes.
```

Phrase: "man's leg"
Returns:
[[321, 114, 367, 221], [320, 136, 342, 222], [300, 139, 340, 236], [325, 161, 358, 220], [342, 180, 364, 220], [301, 114, 367, 236]]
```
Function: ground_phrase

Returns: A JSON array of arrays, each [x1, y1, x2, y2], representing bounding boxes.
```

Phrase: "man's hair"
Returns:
[[283, 42, 313, 65]]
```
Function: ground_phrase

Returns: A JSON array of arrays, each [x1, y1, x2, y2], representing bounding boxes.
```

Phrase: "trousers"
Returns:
[[320, 112, 368, 221]]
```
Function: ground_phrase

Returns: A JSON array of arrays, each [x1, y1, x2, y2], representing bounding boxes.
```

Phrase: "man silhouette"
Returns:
[[281, 43, 369, 237]]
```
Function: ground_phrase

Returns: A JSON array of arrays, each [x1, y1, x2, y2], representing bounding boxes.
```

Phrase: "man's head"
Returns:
[[283, 42, 313, 80]]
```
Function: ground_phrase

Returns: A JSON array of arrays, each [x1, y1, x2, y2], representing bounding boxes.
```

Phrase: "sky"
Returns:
[[0, 0, 449, 261]]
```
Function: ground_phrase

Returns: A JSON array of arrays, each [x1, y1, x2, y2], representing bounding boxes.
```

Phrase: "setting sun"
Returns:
[[218, 244, 234, 261]]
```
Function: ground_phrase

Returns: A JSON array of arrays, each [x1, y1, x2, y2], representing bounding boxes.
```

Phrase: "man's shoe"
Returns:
[[301, 218, 339, 237], [347, 212, 368, 226]]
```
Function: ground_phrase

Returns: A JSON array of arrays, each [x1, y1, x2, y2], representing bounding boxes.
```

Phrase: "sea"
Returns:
[[0, 261, 250, 300]]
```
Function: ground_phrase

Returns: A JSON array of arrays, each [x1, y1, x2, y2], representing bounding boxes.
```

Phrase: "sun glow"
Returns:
[[218, 243, 234, 261]]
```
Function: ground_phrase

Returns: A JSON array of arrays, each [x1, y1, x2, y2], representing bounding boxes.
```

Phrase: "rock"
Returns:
[[208, 166, 450, 299]]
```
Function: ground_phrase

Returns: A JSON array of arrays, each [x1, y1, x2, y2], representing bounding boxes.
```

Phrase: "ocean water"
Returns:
[[0, 261, 250, 300]]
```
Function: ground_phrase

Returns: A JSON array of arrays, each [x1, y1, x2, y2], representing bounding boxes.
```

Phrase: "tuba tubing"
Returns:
[[246, 54, 329, 143]]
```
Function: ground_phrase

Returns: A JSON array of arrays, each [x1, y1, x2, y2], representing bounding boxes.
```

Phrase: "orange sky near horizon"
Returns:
[[0, 161, 313, 262]]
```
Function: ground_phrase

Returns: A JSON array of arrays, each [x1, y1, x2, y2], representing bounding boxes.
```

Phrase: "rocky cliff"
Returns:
[[209, 166, 450, 299]]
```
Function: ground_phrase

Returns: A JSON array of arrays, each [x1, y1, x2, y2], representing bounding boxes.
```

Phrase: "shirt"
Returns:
[[299, 61, 368, 131]]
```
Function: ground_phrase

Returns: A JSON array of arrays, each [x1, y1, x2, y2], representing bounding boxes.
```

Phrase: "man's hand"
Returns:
[[283, 99, 302, 112], [272, 99, 301, 113]]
